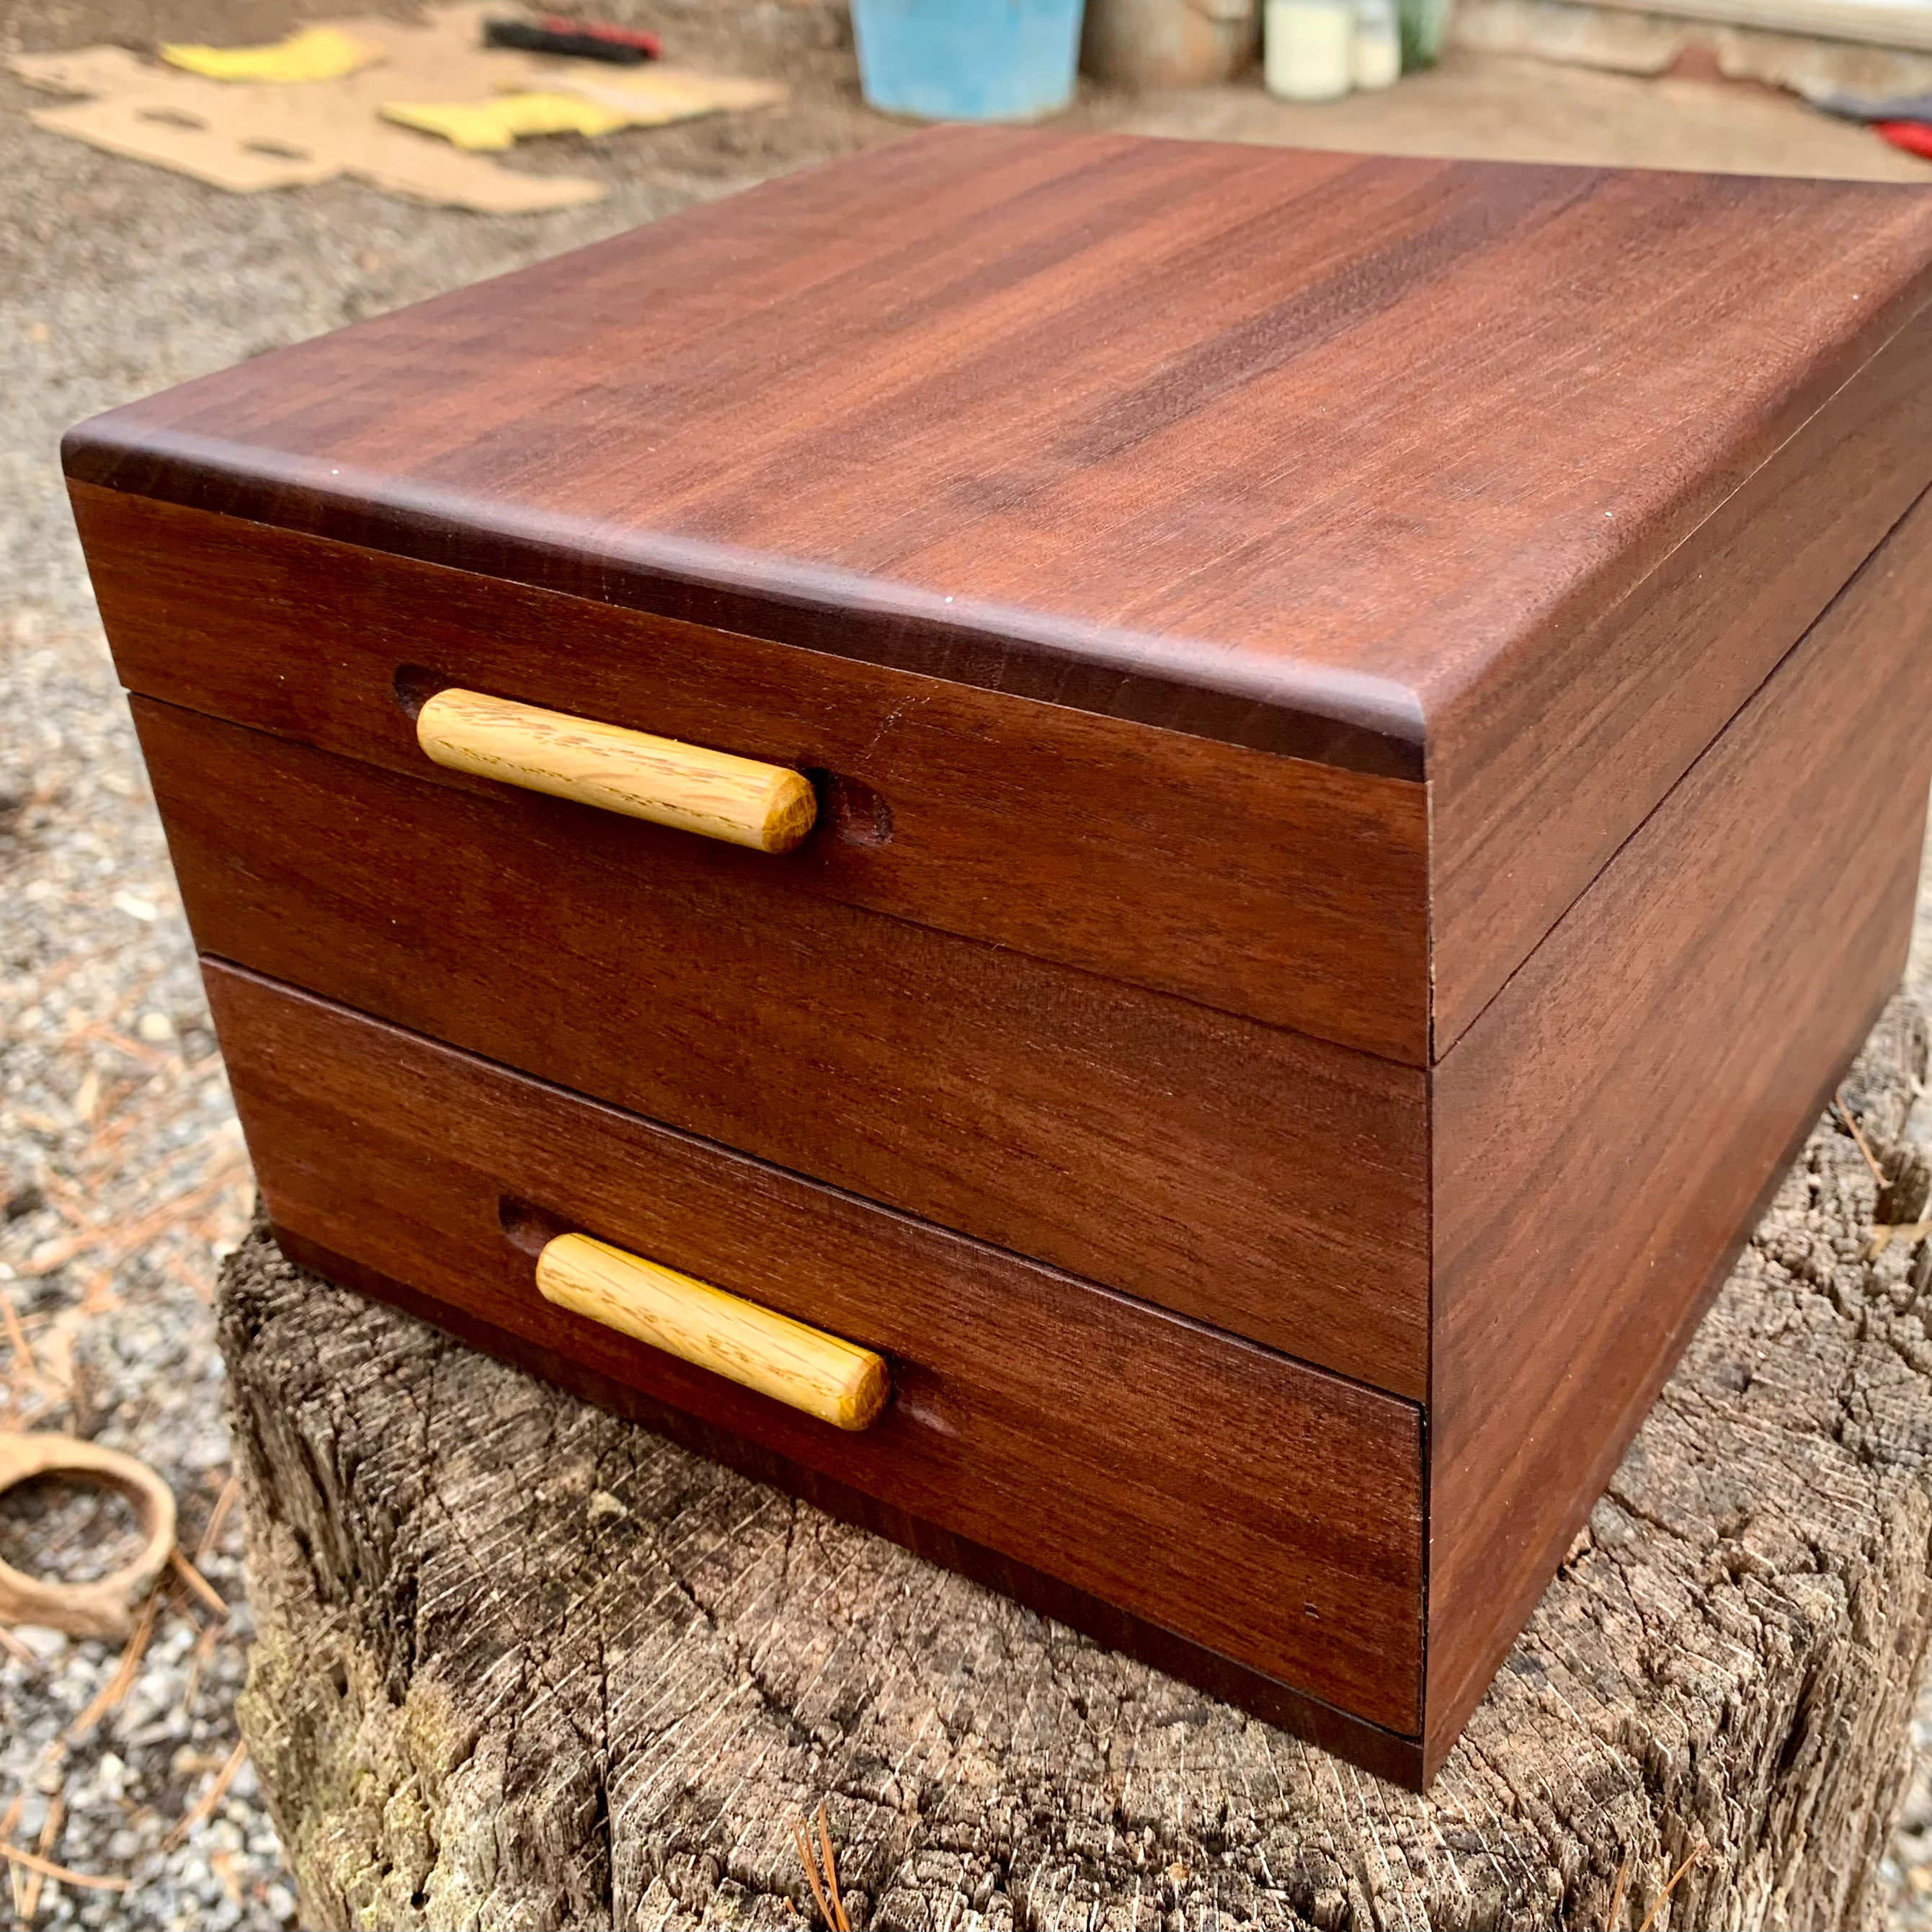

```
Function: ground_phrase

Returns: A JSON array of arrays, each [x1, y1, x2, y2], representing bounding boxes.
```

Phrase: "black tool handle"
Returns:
[[484, 19, 654, 63]]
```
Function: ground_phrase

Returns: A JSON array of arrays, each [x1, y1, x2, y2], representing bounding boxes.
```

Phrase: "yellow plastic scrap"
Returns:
[[157, 25, 379, 83], [379, 91, 632, 152]]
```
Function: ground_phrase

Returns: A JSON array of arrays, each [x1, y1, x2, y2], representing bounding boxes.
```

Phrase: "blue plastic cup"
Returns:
[[853, 0, 1087, 123]]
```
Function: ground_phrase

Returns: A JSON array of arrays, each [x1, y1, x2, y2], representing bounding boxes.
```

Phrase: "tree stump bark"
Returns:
[[219, 990, 1932, 1932]]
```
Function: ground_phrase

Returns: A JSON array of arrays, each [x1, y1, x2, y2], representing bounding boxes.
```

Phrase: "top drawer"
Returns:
[[71, 484, 1429, 1065]]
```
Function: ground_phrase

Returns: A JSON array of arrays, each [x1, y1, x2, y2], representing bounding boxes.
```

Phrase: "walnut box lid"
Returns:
[[63, 127, 1932, 1044]]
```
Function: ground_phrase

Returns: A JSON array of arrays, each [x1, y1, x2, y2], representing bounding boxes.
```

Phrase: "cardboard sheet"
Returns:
[[380, 89, 638, 150], [10, 3, 788, 213]]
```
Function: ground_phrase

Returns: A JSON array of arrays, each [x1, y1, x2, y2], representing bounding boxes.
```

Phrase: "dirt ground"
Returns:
[[2, 1, 1931, 1927]]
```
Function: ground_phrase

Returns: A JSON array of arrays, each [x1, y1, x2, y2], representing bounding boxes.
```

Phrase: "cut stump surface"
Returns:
[[221, 994, 1932, 1932]]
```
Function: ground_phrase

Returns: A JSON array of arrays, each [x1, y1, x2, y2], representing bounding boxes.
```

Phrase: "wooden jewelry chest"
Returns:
[[67, 128, 1932, 1786]]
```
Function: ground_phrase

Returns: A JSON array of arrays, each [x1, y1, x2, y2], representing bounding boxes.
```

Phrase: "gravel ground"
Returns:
[[0, 6, 898, 1926], [3, 4, 1932, 1927], [1892, 1743, 1932, 1932]]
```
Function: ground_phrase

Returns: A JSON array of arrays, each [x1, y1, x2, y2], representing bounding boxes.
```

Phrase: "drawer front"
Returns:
[[138, 698, 1430, 1398], [74, 483, 1430, 1065], [206, 961, 1426, 1735]]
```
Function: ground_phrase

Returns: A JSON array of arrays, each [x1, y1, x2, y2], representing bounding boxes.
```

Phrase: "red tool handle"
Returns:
[[536, 15, 662, 57], [1876, 119, 1932, 159]]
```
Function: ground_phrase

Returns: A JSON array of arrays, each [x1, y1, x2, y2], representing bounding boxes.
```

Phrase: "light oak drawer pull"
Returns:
[[416, 687, 816, 853], [535, 1232, 889, 1430]]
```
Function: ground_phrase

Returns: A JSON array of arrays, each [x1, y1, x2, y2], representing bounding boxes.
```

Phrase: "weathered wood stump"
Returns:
[[220, 992, 1932, 1932]]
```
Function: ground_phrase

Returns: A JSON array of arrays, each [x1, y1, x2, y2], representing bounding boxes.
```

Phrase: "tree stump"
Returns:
[[219, 990, 1932, 1932]]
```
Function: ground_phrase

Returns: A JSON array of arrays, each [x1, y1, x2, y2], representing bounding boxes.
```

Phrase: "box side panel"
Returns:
[[1425, 487, 1932, 1770], [205, 961, 1427, 1735], [1429, 299, 1932, 1054], [135, 698, 1430, 1399], [71, 484, 1430, 1067]]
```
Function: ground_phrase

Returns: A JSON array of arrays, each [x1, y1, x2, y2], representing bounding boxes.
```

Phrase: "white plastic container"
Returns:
[[1353, 0, 1400, 86], [1264, 0, 1355, 99]]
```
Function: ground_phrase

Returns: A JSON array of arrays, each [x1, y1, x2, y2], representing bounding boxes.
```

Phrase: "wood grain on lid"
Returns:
[[64, 127, 1932, 1038], [60, 130, 1932, 743]]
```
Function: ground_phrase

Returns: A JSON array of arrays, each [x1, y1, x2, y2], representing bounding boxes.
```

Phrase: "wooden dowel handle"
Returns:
[[416, 687, 817, 853], [535, 1232, 890, 1431]]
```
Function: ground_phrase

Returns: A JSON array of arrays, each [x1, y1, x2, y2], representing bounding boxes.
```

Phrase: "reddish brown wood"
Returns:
[[70, 484, 1430, 1064], [267, 1227, 1430, 1789], [205, 960, 1427, 1735], [64, 130, 1932, 1784], [1429, 301, 1932, 1050], [142, 699, 1431, 1397], [65, 130, 1932, 1024], [1424, 489, 1932, 1776]]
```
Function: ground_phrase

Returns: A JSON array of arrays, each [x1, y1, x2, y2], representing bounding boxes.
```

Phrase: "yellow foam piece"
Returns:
[[158, 25, 380, 84], [379, 90, 632, 151]]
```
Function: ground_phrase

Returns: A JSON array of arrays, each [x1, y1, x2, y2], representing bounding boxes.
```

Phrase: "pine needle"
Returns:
[[167, 1545, 227, 1616], [166, 1739, 247, 1851], [1834, 1087, 1887, 1188], [177, 1617, 222, 1721], [0, 1626, 40, 1670], [0, 1291, 40, 1388], [0, 1842, 129, 1893], [3, 1790, 25, 1919], [1635, 1843, 1704, 1932], [816, 1802, 848, 1932], [791, 1807, 849, 1932], [195, 1474, 239, 1561], [67, 1589, 159, 1741], [19, 1159, 248, 1280], [792, 1815, 835, 1931], [1606, 1851, 1630, 1929], [19, 1792, 66, 1919]]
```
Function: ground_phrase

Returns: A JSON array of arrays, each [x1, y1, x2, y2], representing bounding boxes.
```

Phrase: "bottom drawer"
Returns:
[[205, 959, 1425, 1745]]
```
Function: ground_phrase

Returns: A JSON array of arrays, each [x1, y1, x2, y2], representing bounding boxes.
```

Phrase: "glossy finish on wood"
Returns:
[[67, 132, 1932, 1781], [1430, 296, 1932, 1049], [418, 688, 818, 853], [205, 960, 1428, 1734], [140, 698, 1431, 1395], [1425, 489, 1932, 1776], [270, 1224, 1430, 1787], [64, 129, 1932, 1032], [71, 485, 1430, 1064]]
